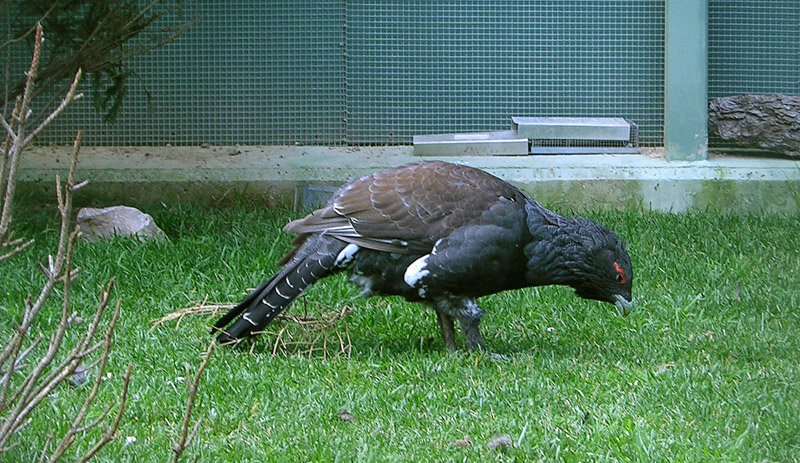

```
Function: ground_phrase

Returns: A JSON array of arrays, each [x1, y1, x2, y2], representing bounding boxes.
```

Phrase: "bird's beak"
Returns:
[[614, 294, 633, 317]]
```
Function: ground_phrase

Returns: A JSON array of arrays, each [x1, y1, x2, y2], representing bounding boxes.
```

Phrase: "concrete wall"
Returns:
[[19, 146, 800, 214]]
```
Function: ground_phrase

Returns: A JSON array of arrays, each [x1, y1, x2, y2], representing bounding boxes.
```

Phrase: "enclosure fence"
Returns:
[[8, 1, 799, 148]]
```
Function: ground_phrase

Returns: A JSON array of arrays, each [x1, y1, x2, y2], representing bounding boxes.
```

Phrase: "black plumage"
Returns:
[[213, 160, 633, 350]]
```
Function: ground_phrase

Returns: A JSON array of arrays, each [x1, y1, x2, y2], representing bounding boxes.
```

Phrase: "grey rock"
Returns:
[[487, 434, 513, 451], [451, 435, 473, 448], [68, 364, 89, 388], [338, 409, 355, 422], [77, 206, 166, 242]]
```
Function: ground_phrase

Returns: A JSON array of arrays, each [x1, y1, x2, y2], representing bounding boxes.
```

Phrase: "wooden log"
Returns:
[[708, 94, 800, 157]]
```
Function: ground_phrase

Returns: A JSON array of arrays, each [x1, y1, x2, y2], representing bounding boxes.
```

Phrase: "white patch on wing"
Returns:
[[324, 224, 358, 235], [431, 238, 443, 255], [404, 254, 430, 288], [334, 244, 360, 267]]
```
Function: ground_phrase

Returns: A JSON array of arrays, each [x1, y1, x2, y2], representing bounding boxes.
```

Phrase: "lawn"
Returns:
[[3, 201, 800, 462]]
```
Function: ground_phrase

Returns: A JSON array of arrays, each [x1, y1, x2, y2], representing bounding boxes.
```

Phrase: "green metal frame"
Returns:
[[665, 0, 709, 161]]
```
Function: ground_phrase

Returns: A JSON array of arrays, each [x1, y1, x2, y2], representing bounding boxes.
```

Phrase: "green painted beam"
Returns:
[[665, 0, 708, 161]]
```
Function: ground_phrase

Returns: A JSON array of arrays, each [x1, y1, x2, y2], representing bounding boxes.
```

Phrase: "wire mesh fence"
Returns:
[[346, 1, 664, 146], [17, 1, 798, 148]]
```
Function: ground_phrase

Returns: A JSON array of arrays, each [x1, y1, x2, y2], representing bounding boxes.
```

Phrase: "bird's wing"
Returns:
[[284, 161, 525, 254]]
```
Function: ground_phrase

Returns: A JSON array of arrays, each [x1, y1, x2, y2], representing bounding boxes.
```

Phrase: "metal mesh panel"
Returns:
[[709, 0, 800, 98], [22, 1, 346, 146], [346, 0, 664, 145], [21, 1, 663, 147], [708, 0, 800, 149]]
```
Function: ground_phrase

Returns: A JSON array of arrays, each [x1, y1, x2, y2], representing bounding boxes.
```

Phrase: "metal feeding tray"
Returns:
[[412, 130, 529, 156], [511, 116, 631, 140], [413, 117, 639, 156]]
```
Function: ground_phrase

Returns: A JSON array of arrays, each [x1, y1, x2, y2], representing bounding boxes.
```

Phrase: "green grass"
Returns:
[[3, 202, 800, 462]]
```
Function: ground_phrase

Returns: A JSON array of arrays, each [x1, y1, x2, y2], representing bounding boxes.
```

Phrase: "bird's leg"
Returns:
[[458, 315, 484, 350], [434, 297, 486, 350], [435, 310, 457, 351], [457, 299, 485, 351]]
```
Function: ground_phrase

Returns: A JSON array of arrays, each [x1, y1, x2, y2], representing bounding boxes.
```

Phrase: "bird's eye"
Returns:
[[613, 262, 627, 284]]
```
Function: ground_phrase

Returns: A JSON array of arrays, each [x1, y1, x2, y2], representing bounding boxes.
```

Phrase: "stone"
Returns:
[[708, 94, 800, 157], [67, 363, 89, 388], [487, 435, 513, 451], [451, 435, 473, 448], [337, 409, 355, 422], [77, 206, 166, 242]]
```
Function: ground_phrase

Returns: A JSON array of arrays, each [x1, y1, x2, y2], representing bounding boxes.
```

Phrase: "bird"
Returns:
[[213, 160, 633, 350]]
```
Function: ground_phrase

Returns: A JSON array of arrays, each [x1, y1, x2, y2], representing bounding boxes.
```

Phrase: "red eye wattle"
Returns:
[[614, 262, 627, 284]]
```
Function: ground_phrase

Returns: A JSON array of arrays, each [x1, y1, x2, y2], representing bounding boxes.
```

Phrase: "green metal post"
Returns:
[[665, 0, 708, 161]]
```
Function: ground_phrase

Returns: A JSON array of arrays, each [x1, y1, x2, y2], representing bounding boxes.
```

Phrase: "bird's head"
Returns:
[[567, 219, 634, 316], [525, 212, 634, 316]]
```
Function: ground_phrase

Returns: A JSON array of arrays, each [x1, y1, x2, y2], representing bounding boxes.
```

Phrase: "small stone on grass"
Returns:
[[487, 434, 513, 451], [451, 435, 472, 448], [67, 364, 89, 388]]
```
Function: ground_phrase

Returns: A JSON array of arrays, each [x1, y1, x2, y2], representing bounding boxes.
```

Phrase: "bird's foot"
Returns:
[[459, 315, 484, 351]]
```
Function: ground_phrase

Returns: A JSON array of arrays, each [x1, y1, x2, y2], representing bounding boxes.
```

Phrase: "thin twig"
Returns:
[[0, 82, 23, 243], [22, 70, 83, 147], [0, 326, 25, 408], [76, 364, 132, 463], [0, 114, 15, 141], [0, 237, 33, 263], [75, 403, 114, 435], [48, 296, 121, 461], [0, 3, 58, 50], [70, 179, 90, 192], [37, 430, 55, 463], [0, 334, 42, 387], [0, 294, 31, 383], [171, 342, 215, 463], [72, 403, 115, 435], [33, 280, 112, 401]]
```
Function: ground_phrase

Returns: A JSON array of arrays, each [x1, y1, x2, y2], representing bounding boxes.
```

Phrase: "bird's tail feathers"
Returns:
[[211, 275, 279, 335], [214, 238, 344, 344]]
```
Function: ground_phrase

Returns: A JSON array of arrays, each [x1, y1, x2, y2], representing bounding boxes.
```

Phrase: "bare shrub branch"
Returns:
[[47, 299, 122, 462], [76, 365, 132, 463], [171, 342, 214, 463], [1, 18, 215, 461], [0, 22, 128, 462]]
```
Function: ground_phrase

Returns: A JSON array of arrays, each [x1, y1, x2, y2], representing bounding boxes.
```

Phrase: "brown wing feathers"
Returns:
[[286, 161, 523, 255]]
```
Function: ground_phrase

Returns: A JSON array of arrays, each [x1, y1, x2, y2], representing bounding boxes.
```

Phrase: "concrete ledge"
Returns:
[[20, 145, 800, 213]]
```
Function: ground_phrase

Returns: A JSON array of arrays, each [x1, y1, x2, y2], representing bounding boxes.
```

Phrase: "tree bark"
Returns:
[[708, 94, 800, 157]]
